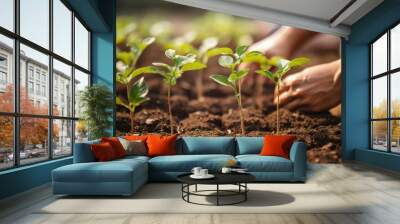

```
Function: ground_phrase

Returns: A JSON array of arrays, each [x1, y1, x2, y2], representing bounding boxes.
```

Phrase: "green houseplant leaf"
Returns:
[[79, 84, 113, 140]]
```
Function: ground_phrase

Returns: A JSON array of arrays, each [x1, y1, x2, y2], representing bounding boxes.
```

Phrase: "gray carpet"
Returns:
[[38, 183, 362, 214]]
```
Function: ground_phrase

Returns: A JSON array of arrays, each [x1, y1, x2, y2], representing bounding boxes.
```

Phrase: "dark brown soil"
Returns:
[[116, 42, 341, 163]]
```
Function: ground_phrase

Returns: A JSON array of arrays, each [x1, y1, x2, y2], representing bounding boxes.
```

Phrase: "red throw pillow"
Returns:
[[260, 135, 296, 159], [91, 142, 117, 162], [146, 134, 178, 157], [101, 137, 126, 158]]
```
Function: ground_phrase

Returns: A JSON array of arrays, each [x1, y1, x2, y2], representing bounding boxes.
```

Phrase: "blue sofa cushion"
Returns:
[[73, 140, 100, 163], [235, 137, 263, 155], [236, 155, 293, 172], [53, 159, 147, 183], [149, 154, 235, 172], [177, 137, 235, 155]]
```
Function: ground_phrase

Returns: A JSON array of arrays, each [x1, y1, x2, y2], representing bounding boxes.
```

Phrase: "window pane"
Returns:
[[75, 120, 88, 143], [53, 119, 72, 157], [391, 24, 400, 70], [20, 117, 49, 165], [0, 0, 14, 31], [53, 0, 72, 60], [391, 120, 400, 153], [372, 33, 387, 76], [372, 121, 388, 151], [0, 35, 14, 112], [391, 72, 400, 118], [53, 59, 72, 117], [20, 0, 49, 49], [74, 18, 89, 70], [372, 76, 387, 119], [0, 116, 14, 170], [20, 44, 49, 115], [74, 69, 89, 117]]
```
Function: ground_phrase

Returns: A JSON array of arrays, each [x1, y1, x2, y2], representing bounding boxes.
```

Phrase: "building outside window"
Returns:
[[0, 54, 7, 90], [370, 23, 400, 154], [28, 66, 34, 80], [28, 81, 34, 94], [0, 0, 91, 170]]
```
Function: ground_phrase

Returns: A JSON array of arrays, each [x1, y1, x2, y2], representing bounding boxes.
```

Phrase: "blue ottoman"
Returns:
[[52, 156, 148, 196]]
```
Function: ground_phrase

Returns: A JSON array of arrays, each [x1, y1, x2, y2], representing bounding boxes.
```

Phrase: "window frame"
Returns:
[[370, 21, 400, 154], [0, 0, 92, 171]]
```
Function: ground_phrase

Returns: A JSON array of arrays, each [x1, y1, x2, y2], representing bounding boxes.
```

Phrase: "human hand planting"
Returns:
[[276, 60, 341, 112]]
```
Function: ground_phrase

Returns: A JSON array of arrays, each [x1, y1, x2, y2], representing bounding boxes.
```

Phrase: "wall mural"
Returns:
[[116, 1, 342, 163]]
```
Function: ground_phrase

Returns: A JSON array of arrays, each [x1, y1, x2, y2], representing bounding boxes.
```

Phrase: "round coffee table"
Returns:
[[177, 173, 255, 206]]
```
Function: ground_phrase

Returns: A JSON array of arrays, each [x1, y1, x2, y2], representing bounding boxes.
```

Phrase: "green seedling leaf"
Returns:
[[182, 61, 206, 72], [152, 62, 171, 71], [128, 77, 150, 107], [117, 52, 133, 65], [288, 57, 310, 68], [270, 56, 290, 69], [128, 66, 163, 82], [228, 69, 249, 82], [242, 51, 267, 64], [165, 49, 176, 59], [210, 74, 234, 89], [142, 37, 156, 46], [218, 55, 234, 68], [199, 37, 218, 56], [181, 54, 197, 65], [256, 70, 275, 82], [206, 47, 233, 58], [235, 45, 248, 56], [116, 96, 129, 109]]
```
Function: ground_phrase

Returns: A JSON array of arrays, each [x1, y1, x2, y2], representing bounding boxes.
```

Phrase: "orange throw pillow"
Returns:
[[101, 137, 126, 158], [146, 134, 178, 157], [91, 142, 117, 161], [124, 135, 148, 142], [260, 135, 296, 159]]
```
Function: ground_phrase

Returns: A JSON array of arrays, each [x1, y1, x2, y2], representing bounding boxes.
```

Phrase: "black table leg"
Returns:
[[216, 184, 219, 206], [195, 184, 198, 192], [245, 183, 247, 201]]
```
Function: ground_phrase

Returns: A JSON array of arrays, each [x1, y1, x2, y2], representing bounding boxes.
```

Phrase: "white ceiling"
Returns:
[[163, 0, 384, 38], [226, 0, 353, 22]]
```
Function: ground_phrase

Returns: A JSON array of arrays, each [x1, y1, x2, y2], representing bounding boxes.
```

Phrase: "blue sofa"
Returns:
[[52, 137, 307, 196]]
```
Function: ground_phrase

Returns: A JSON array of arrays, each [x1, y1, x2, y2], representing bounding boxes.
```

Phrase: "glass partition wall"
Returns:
[[0, 0, 91, 170], [370, 23, 400, 154]]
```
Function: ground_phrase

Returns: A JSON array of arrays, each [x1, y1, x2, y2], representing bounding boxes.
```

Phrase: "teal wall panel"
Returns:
[[0, 158, 72, 199], [343, 0, 400, 171]]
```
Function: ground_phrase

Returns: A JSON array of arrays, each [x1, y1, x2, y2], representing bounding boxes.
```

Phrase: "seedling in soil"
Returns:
[[256, 56, 310, 134], [151, 49, 206, 134], [210, 45, 265, 135], [116, 37, 158, 132], [116, 77, 150, 132]]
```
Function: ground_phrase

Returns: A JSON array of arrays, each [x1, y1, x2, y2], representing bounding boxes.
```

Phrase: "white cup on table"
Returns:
[[191, 167, 202, 176], [200, 169, 208, 176]]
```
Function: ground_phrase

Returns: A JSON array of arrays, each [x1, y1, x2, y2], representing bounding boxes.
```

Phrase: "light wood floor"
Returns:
[[1, 162, 400, 224]]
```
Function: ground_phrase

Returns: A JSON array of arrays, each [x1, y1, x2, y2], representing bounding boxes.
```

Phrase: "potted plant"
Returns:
[[151, 49, 206, 134], [79, 84, 113, 140], [210, 45, 264, 135], [256, 56, 310, 134]]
